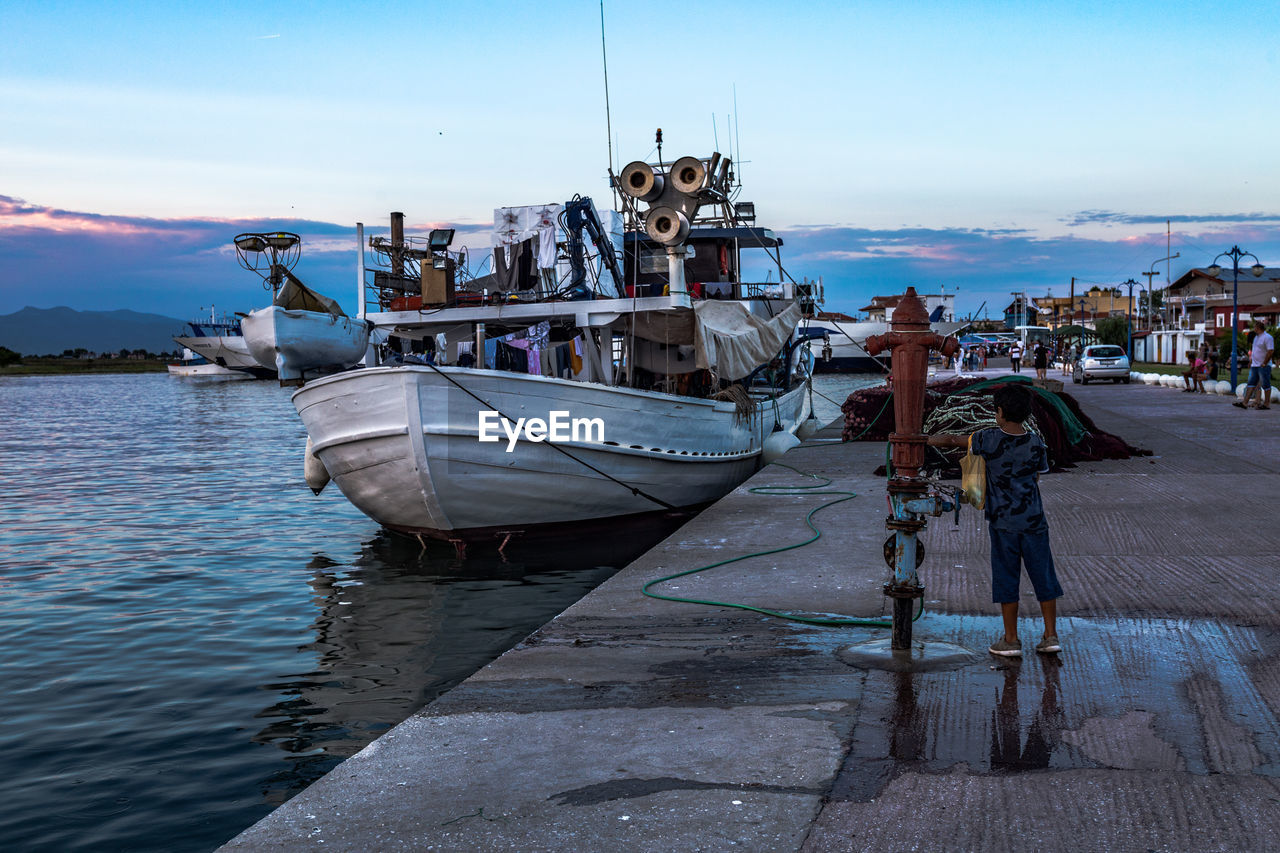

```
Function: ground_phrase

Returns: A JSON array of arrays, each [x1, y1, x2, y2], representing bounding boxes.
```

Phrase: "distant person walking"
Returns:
[[927, 384, 1062, 657], [1033, 341, 1049, 380], [1235, 319, 1274, 410], [1009, 341, 1024, 373]]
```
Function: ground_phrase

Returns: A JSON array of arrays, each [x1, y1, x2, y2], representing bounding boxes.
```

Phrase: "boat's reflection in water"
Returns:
[[250, 514, 688, 804]]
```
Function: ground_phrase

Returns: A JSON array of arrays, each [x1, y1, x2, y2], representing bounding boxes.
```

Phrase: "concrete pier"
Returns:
[[224, 377, 1280, 851]]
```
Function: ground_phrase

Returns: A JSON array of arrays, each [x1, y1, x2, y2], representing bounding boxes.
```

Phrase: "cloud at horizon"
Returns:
[[3, 193, 1280, 323]]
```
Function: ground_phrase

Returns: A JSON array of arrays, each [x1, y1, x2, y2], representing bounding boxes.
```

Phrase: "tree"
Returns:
[[1095, 316, 1129, 349], [0, 346, 20, 367]]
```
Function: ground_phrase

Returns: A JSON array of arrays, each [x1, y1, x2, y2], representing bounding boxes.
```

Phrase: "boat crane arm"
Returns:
[[564, 196, 625, 298]]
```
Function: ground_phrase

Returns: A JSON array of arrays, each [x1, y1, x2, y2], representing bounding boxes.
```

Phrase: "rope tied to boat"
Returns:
[[711, 383, 757, 424]]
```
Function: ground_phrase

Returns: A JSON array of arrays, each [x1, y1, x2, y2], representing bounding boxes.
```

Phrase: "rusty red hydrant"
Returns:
[[865, 288, 960, 650]]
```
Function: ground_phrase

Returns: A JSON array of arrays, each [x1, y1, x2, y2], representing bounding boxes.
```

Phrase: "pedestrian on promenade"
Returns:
[[1009, 341, 1023, 373], [1033, 341, 1049, 380], [1207, 350, 1220, 384], [1235, 319, 1274, 410], [927, 384, 1062, 657]]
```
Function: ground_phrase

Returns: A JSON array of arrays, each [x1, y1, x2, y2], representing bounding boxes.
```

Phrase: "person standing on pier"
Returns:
[[927, 384, 1062, 657], [1235, 319, 1274, 410], [1032, 340, 1049, 380], [1009, 340, 1023, 373]]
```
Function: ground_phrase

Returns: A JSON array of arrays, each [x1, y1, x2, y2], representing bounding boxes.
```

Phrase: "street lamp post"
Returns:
[[1122, 278, 1139, 360], [1207, 246, 1266, 388], [1142, 252, 1179, 359]]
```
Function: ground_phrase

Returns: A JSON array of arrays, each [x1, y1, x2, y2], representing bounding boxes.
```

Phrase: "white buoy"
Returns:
[[304, 437, 330, 495], [1216, 380, 1232, 395], [763, 431, 802, 464], [1237, 383, 1249, 399], [1143, 373, 1159, 385], [796, 417, 823, 441]]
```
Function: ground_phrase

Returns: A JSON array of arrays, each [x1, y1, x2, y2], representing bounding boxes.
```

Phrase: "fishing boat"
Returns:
[[235, 232, 372, 385], [171, 308, 272, 378], [293, 145, 821, 543]]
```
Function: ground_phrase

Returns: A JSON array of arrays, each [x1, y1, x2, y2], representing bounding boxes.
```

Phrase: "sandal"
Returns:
[[1259, 405, 1271, 410], [1233, 401, 1247, 408]]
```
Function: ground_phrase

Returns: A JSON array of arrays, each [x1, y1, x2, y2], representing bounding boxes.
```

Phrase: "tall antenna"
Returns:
[[732, 84, 741, 189], [599, 1, 615, 191]]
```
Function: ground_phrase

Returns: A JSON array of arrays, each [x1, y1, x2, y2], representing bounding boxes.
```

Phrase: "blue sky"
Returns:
[[2, 0, 1279, 320]]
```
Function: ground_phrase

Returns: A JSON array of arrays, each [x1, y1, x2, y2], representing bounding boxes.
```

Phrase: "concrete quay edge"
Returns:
[[223, 373, 1280, 852]]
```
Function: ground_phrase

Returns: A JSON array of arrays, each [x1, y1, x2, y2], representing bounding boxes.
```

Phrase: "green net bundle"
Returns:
[[841, 375, 1150, 475]]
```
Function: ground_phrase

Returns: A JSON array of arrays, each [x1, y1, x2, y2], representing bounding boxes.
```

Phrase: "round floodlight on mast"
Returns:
[[234, 231, 302, 292]]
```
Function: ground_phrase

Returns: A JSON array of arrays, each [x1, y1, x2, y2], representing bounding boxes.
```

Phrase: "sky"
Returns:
[[2, 0, 1279, 322]]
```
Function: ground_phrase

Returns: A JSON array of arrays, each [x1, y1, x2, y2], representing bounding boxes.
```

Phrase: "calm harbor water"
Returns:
[[0, 371, 875, 852]]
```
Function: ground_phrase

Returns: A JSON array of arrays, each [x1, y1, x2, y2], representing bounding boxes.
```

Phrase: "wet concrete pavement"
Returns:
[[224, 374, 1280, 852]]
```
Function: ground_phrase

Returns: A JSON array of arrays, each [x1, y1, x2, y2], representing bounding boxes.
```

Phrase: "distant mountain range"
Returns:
[[0, 306, 190, 356]]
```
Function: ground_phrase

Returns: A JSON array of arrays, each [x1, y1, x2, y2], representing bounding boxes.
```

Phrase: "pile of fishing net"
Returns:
[[841, 375, 1150, 476]]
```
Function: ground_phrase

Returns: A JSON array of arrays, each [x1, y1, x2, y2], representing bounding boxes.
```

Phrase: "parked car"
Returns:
[[1072, 344, 1130, 384]]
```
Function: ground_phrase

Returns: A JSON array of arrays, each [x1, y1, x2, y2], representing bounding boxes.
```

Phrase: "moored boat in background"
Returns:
[[171, 308, 273, 378]]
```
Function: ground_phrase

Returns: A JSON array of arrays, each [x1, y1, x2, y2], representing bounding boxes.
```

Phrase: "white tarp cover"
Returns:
[[273, 278, 347, 317], [694, 301, 802, 380]]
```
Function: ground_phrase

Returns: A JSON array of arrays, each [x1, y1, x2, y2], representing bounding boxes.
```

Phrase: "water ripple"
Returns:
[[0, 374, 661, 851]]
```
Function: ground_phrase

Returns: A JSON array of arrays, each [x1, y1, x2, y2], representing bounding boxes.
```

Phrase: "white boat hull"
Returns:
[[173, 334, 264, 372], [811, 320, 965, 372], [167, 362, 255, 379], [242, 306, 370, 383], [293, 366, 812, 539]]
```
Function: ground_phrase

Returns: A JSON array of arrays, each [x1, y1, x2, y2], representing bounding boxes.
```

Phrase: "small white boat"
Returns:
[[241, 279, 370, 385], [234, 233, 372, 385], [167, 359, 255, 379]]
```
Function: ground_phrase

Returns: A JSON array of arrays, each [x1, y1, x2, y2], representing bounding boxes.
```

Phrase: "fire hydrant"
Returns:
[[865, 288, 961, 650]]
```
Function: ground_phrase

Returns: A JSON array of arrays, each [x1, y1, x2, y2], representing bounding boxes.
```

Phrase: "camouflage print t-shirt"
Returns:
[[971, 427, 1049, 532]]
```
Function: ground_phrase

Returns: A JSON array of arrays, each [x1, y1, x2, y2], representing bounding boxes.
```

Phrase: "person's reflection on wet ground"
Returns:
[[991, 656, 1064, 771]]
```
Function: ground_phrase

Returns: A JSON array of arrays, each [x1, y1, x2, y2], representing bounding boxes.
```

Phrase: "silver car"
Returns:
[[1073, 344, 1131, 384]]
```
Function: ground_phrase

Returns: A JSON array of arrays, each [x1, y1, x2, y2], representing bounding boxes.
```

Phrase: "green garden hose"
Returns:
[[641, 461, 923, 628]]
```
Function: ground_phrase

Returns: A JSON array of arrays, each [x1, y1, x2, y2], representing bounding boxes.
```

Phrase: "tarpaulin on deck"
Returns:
[[274, 278, 347, 317], [694, 301, 802, 380], [629, 301, 802, 380]]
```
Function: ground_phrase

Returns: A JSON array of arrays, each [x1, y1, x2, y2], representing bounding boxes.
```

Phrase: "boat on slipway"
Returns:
[[293, 144, 821, 543], [171, 308, 273, 378]]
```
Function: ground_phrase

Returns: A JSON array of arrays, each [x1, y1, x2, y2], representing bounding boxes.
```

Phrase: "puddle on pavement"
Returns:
[[809, 613, 1280, 801]]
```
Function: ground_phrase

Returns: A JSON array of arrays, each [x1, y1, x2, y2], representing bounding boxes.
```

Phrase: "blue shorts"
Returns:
[[1247, 365, 1271, 390], [989, 526, 1062, 604]]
